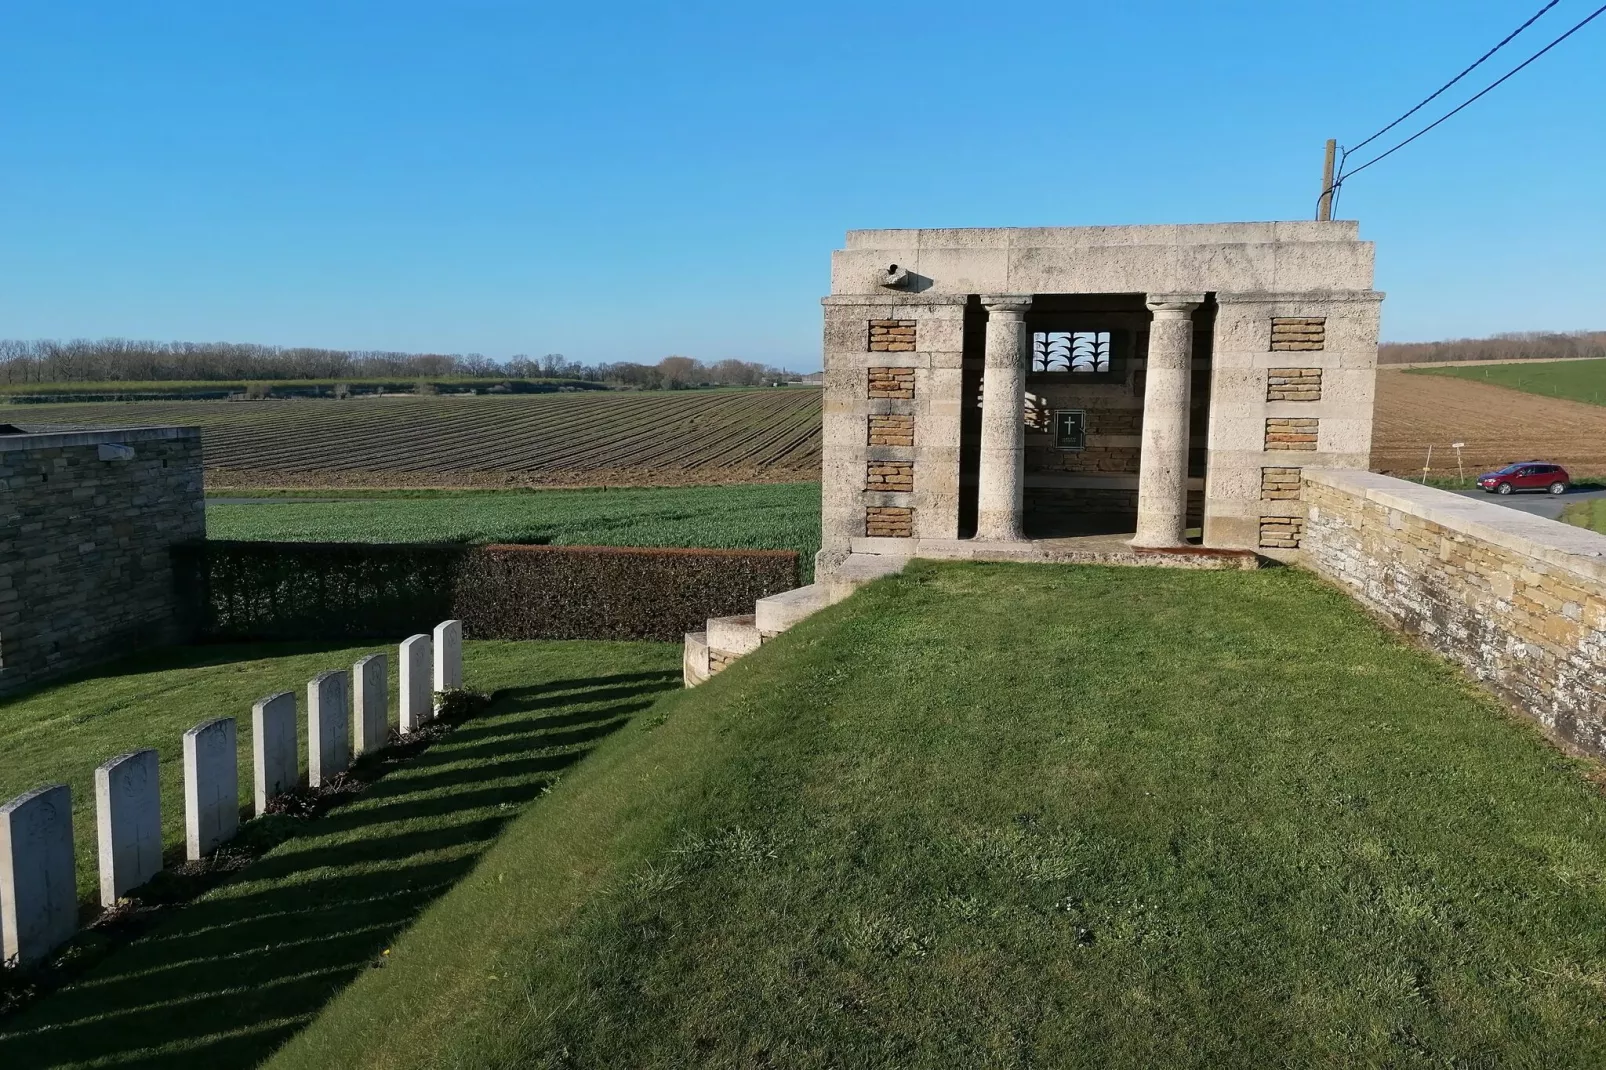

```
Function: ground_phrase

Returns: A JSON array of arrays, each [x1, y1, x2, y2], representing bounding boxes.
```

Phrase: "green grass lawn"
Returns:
[[0, 639, 681, 1068], [206, 482, 823, 577], [1562, 497, 1606, 534], [1412, 358, 1606, 405], [220, 561, 1606, 1069]]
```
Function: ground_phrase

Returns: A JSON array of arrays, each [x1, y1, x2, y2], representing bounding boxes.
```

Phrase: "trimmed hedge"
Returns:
[[175, 541, 799, 643], [458, 544, 798, 641]]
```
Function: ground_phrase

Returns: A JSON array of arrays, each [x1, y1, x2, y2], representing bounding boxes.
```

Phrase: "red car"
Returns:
[[1476, 461, 1570, 495]]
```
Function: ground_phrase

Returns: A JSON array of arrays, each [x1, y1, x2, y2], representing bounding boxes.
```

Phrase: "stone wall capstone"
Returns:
[[1303, 468, 1606, 757]]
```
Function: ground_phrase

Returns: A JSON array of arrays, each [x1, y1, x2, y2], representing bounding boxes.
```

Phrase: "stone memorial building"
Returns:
[[818, 221, 1381, 572], [0, 424, 204, 695]]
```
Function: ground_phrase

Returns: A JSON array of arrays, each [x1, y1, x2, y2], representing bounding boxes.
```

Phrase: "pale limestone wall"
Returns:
[[821, 294, 967, 569], [823, 222, 1380, 559], [1303, 469, 1606, 757], [1205, 291, 1382, 550], [832, 222, 1374, 297]]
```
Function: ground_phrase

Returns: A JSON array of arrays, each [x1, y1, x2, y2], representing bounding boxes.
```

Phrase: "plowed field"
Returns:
[[19, 373, 1590, 489], [15, 389, 823, 488], [1372, 370, 1606, 478]]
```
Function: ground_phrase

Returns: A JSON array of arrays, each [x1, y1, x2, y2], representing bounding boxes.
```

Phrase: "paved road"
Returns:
[[1451, 486, 1606, 522]]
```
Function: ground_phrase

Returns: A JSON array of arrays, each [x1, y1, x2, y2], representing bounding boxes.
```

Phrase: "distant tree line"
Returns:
[[1379, 330, 1606, 365], [0, 338, 805, 389]]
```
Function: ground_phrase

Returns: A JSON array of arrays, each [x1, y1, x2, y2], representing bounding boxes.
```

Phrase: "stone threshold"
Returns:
[[849, 535, 1260, 571]]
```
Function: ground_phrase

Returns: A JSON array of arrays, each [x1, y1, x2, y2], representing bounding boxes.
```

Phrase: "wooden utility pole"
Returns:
[[1317, 138, 1336, 221]]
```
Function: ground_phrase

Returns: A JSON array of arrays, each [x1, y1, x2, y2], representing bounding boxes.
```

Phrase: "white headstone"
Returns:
[[252, 691, 298, 816], [399, 634, 432, 732], [308, 669, 351, 787], [433, 619, 463, 711], [184, 718, 239, 860], [94, 749, 162, 907], [0, 784, 76, 966], [354, 653, 388, 756]]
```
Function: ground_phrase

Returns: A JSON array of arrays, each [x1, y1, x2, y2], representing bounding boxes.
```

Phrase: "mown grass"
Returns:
[[251, 562, 1606, 1068], [0, 639, 682, 1068], [0, 641, 401, 906], [1413, 358, 1606, 405], [1562, 497, 1606, 534], [206, 482, 823, 577]]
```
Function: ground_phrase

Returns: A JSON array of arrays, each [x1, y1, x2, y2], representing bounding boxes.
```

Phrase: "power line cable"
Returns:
[[1340, 1, 1606, 183], [1347, 0, 1561, 157], [1321, 0, 1606, 212]]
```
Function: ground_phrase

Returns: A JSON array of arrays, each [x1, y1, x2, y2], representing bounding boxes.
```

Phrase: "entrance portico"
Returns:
[[818, 223, 1382, 574]]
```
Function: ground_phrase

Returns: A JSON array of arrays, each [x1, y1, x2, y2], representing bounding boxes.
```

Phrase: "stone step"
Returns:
[[824, 552, 910, 601], [754, 583, 829, 636], [683, 631, 710, 688], [706, 614, 763, 658]]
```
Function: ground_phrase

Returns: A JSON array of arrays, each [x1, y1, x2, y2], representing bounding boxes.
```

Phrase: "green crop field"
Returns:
[[13, 388, 822, 489], [1412, 359, 1606, 406], [207, 483, 823, 572]]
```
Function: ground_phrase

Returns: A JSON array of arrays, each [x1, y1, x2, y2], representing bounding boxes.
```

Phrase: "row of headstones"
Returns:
[[0, 621, 463, 968]]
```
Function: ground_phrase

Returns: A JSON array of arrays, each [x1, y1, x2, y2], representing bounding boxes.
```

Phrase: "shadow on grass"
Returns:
[[0, 669, 680, 1069], [0, 641, 389, 710]]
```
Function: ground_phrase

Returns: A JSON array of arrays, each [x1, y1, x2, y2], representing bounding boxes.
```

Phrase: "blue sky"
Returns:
[[1, 1, 1601, 369]]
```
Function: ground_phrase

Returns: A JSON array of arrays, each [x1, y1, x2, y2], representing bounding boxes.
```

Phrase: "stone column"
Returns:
[[1133, 294, 1205, 548], [976, 296, 1031, 541]]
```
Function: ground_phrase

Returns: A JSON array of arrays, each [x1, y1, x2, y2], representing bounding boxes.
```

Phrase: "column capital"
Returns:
[[1145, 292, 1205, 316], [981, 295, 1032, 316]]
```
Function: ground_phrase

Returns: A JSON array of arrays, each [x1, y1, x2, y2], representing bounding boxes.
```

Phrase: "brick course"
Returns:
[[868, 320, 917, 352], [1267, 367, 1322, 401], [867, 366, 915, 399], [867, 413, 914, 448], [0, 430, 205, 695], [1259, 516, 1304, 549], [1265, 417, 1318, 451], [865, 461, 914, 493], [1260, 467, 1302, 500], [1270, 317, 1325, 351], [865, 506, 913, 538]]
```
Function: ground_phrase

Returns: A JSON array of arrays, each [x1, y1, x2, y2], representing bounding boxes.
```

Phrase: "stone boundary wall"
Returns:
[[1303, 468, 1606, 756], [0, 426, 204, 696]]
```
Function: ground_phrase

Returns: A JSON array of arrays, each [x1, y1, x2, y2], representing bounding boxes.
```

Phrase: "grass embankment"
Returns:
[[207, 482, 823, 576], [254, 562, 1606, 1068], [1414, 357, 1606, 405], [0, 640, 681, 1068]]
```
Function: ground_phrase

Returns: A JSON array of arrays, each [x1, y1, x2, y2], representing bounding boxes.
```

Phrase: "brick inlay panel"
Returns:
[[867, 366, 915, 399], [1261, 467, 1301, 500], [1270, 317, 1325, 351], [1265, 417, 1318, 451], [1259, 516, 1304, 549], [867, 413, 914, 447], [869, 320, 916, 352], [1267, 368, 1322, 401], [866, 461, 913, 492], [866, 506, 913, 538]]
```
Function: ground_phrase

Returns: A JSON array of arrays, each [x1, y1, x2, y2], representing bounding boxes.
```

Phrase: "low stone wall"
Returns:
[[1303, 469, 1606, 756], [0, 426, 204, 696]]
